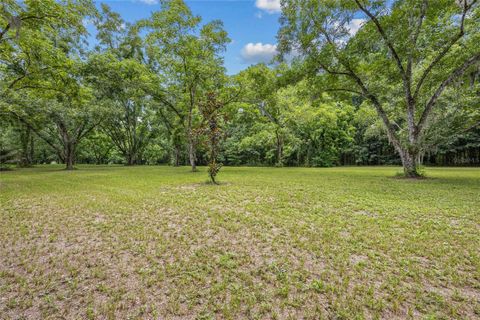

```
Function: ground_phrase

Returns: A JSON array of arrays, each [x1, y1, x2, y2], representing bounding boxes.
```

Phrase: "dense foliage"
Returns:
[[1, 0, 479, 176], [278, 0, 480, 176]]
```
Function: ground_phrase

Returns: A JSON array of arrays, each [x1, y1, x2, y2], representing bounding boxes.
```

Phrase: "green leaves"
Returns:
[[278, 0, 480, 175]]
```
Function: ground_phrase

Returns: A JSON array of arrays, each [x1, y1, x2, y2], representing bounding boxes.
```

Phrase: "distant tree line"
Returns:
[[1, 0, 479, 177]]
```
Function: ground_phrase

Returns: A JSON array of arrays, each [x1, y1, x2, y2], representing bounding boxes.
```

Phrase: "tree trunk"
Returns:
[[173, 144, 180, 167], [306, 144, 311, 167], [29, 134, 34, 164], [188, 137, 197, 172], [380, 113, 422, 178], [399, 147, 420, 178], [275, 129, 284, 167], [126, 153, 136, 166], [186, 82, 197, 172], [64, 142, 76, 170], [19, 126, 32, 167]]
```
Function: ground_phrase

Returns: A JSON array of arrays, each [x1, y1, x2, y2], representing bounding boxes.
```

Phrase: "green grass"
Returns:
[[1, 165, 479, 319]]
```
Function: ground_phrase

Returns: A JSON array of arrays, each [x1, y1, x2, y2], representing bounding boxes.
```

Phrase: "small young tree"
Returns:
[[198, 92, 225, 184]]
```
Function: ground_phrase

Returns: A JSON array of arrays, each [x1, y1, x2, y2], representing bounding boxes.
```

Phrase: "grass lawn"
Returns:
[[0, 165, 479, 319]]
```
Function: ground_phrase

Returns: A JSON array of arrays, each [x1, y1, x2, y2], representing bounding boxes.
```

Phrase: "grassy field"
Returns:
[[0, 165, 479, 319]]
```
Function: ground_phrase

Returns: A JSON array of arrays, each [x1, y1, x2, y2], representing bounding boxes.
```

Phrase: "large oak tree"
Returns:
[[278, 0, 480, 177]]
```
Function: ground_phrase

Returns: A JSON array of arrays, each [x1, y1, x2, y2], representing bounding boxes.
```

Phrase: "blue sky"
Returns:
[[91, 0, 283, 75]]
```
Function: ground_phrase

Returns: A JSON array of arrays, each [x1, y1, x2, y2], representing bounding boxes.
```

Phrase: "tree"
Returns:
[[78, 130, 114, 165], [4, 56, 104, 170], [87, 6, 161, 166], [278, 0, 480, 177], [237, 64, 287, 166], [87, 53, 157, 165], [1, 0, 97, 170], [141, 0, 230, 171], [1, 0, 94, 95], [281, 88, 355, 167], [198, 92, 225, 184]]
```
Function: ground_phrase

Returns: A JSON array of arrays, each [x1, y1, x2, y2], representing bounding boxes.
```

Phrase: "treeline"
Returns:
[[1, 0, 479, 175]]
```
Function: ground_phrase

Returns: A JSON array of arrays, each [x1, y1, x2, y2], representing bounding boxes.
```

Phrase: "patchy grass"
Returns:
[[0, 165, 479, 319]]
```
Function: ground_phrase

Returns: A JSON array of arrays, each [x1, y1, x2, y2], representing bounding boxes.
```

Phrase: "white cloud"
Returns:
[[347, 19, 365, 36], [241, 42, 278, 64], [255, 0, 281, 14], [255, 11, 263, 19], [136, 0, 158, 4]]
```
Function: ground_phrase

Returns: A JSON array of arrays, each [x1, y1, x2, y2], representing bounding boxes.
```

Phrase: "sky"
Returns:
[[91, 0, 283, 75]]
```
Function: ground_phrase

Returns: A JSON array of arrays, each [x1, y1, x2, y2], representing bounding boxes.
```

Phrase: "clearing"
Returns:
[[0, 166, 479, 319]]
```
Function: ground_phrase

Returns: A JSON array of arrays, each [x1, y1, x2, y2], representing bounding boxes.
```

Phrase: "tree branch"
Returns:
[[353, 0, 407, 80], [417, 52, 480, 135], [0, 23, 11, 42], [324, 88, 362, 95], [78, 117, 104, 141], [462, 120, 480, 133], [319, 27, 403, 150], [318, 62, 351, 76], [413, 0, 477, 100], [0, 14, 59, 43], [407, 0, 427, 93], [9, 111, 62, 155]]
